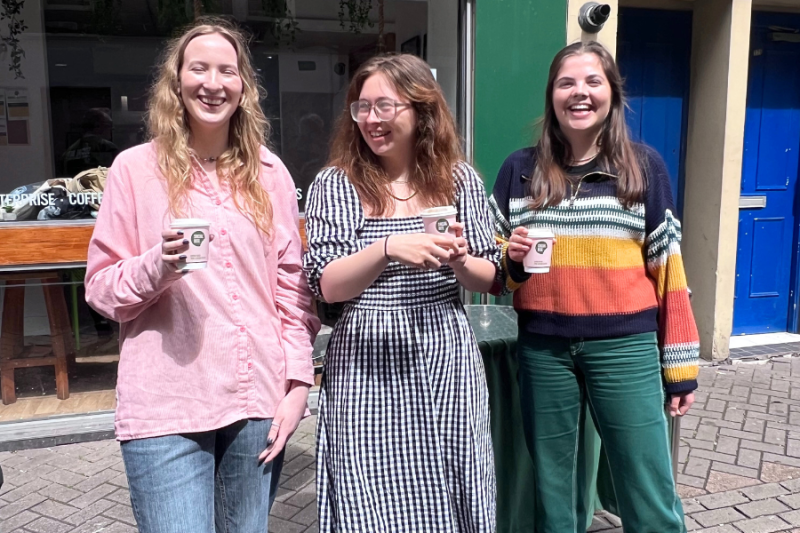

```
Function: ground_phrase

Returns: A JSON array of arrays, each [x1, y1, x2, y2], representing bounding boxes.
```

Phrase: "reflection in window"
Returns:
[[28, 1, 432, 214]]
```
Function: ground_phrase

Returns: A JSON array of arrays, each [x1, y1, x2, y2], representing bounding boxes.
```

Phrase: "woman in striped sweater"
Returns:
[[490, 41, 698, 532]]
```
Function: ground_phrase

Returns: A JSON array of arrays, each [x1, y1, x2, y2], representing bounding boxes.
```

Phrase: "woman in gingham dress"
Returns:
[[303, 54, 499, 532]]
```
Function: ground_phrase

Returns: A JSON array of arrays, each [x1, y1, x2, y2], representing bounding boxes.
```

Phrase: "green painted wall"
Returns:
[[473, 0, 567, 191]]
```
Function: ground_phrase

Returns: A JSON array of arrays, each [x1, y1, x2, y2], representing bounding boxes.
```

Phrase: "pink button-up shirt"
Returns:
[[85, 142, 319, 441]]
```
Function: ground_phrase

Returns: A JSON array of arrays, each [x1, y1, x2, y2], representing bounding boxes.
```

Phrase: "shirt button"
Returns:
[[220, 229, 227, 236], [215, 199, 222, 206], [232, 294, 239, 300], [240, 326, 246, 333], [225, 262, 232, 268]]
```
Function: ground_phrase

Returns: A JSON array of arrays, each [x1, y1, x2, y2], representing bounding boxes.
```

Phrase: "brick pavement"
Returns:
[[5, 358, 800, 532], [0, 417, 318, 533]]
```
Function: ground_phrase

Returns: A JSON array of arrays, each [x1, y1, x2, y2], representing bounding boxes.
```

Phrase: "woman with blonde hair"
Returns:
[[85, 17, 319, 533], [303, 54, 499, 532]]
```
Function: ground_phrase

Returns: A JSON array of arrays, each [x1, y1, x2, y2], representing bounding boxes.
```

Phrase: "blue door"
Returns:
[[617, 8, 692, 215], [733, 13, 800, 334]]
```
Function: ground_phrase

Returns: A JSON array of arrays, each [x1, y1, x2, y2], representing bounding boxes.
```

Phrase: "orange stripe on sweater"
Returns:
[[660, 289, 699, 346], [515, 266, 658, 316]]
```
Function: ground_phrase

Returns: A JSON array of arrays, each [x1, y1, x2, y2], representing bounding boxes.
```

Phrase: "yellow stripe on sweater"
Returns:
[[663, 363, 699, 384], [550, 235, 645, 269], [649, 256, 689, 299]]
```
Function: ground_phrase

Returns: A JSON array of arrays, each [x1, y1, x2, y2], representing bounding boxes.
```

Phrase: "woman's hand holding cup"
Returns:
[[508, 226, 533, 263], [448, 221, 469, 268], [161, 230, 190, 274], [386, 233, 456, 271]]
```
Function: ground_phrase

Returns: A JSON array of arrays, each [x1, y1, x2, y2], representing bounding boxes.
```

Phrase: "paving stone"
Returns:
[[691, 449, 737, 464], [0, 492, 48, 520], [763, 462, 800, 483], [682, 515, 700, 531], [105, 488, 132, 505], [780, 494, 800, 509], [35, 483, 82, 503], [736, 498, 792, 518], [732, 515, 792, 533], [0, 477, 51, 503], [290, 501, 318, 526], [687, 457, 712, 479], [692, 507, 748, 527], [781, 510, 800, 527], [24, 516, 74, 533], [742, 483, 792, 500], [683, 499, 705, 514], [717, 436, 741, 455], [696, 490, 749, 510], [742, 441, 786, 455], [271, 501, 302, 521], [30, 499, 80, 520], [0, 509, 38, 531], [68, 483, 117, 509], [281, 468, 315, 491], [692, 526, 739, 533], [103, 502, 137, 525], [72, 467, 118, 492], [706, 470, 762, 492], [66, 517, 115, 533], [740, 449, 765, 469], [269, 516, 307, 533], [711, 461, 760, 479], [62, 498, 116, 526]]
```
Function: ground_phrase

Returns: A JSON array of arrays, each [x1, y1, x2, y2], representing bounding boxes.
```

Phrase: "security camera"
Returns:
[[579, 2, 611, 33]]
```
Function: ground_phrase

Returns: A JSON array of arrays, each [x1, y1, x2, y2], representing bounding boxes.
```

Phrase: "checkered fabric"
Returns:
[[303, 165, 499, 532]]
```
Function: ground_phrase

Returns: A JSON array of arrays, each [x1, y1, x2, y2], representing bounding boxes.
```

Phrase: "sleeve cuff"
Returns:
[[507, 256, 531, 284], [665, 379, 698, 395]]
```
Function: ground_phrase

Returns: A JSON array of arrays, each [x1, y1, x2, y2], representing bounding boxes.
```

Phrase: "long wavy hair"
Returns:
[[147, 17, 273, 234], [530, 41, 644, 209], [328, 54, 462, 216]]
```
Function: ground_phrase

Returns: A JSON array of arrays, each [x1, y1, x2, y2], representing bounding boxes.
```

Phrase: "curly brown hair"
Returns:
[[327, 54, 463, 216]]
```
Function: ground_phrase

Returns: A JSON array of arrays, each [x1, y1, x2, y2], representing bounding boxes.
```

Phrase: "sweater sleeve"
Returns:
[[642, 147, 700, 395], [488, 153, 531, 296]]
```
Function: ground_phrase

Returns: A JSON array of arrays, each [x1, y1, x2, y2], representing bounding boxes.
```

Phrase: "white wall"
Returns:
[[0, 0, 54, 193], [427, 0, 459, 113]]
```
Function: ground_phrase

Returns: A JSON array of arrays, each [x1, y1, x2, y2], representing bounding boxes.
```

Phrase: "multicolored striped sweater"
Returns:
[[489, 144, 699, 394]]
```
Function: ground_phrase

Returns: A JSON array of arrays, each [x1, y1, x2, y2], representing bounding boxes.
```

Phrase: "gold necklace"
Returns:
[[389, 190, 418, 202], [571, 152, 598, 165]]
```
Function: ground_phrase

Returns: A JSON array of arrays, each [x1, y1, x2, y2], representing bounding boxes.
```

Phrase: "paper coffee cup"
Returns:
[[171, 218, 211, 270], [523, 228, 555, 273], [421, 206, 457, 236]]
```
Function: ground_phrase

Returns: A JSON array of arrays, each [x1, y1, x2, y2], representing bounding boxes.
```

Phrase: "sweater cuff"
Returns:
[[506, 255, 531, 284], [665, 379, 698, 396]]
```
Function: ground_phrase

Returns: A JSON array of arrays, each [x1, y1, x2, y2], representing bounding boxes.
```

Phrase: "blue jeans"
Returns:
[[121, 418, 285, 533]]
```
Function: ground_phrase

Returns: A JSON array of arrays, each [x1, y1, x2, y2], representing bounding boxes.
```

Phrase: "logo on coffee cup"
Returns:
[[436, 219, 449, 233], [191, 231, 206, 246], [535, 241, 548, 254]]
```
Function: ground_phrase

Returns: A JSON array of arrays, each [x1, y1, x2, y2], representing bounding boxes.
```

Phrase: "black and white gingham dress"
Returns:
[[303, 164, 499, 532]]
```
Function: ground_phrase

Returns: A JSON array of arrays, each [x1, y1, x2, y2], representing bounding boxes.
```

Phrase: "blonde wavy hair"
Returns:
[[147, 17, 273, 234]]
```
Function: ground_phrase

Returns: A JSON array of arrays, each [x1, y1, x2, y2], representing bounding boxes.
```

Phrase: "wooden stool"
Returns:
[[0, 272, 76, 405]]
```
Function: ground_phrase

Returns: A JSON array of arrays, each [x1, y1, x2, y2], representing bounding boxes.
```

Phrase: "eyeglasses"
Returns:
[[350, 99, 411, 122]]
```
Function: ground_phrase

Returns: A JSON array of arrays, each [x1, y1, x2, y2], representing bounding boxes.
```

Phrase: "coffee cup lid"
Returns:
[[171, 218, 211, 228], [420, 206, 457, 218], [527, 228, 554, 239]]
